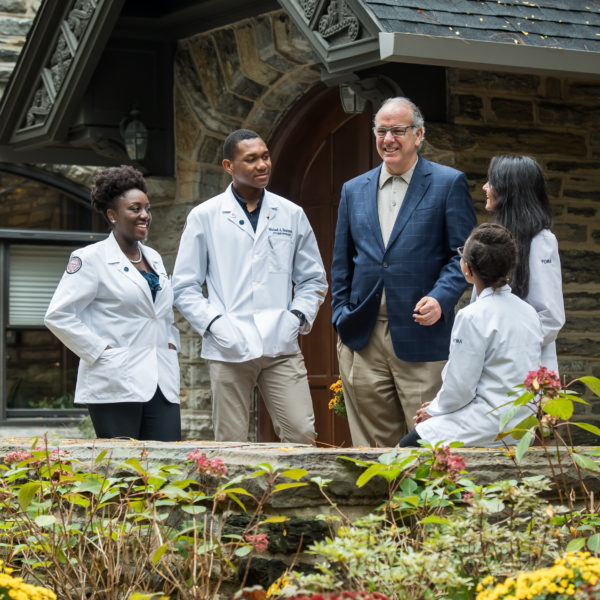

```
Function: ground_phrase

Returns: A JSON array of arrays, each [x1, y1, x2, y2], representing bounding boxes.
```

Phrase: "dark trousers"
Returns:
[[397, 428, 422, 447], [87, 386, 181, 442]]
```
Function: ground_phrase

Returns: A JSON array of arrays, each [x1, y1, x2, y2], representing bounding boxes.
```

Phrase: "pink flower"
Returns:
[[186, 450, 228, 477], [431, 445, 466, 482], [524, 366, 562, 398], [3, 450, 33, 465], [244, 533, 269, 552]]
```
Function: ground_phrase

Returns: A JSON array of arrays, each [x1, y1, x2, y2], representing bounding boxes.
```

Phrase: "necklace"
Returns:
[[129, 246, 143, 264]]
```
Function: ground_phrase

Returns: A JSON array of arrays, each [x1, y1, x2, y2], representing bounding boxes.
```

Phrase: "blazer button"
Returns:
[[383, 262, 388, 268]]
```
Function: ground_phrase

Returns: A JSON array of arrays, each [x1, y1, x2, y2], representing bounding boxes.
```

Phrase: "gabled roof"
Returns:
[[370, 0, 600, 53], [279, 0, 600, 79]]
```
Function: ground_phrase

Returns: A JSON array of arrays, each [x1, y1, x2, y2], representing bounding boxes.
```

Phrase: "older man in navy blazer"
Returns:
[[331, 97, 477, 447]]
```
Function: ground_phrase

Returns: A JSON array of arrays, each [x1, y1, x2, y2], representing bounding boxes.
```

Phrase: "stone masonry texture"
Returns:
[[0, 7, 599, 443]]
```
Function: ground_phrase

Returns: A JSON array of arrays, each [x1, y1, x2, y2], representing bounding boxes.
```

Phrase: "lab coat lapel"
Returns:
[[105, 234, 154, 308], [364, 166, 385, 252], [255, 192, 278, 239], [223, 186, 255, 240], [386, 157, 431, 250]]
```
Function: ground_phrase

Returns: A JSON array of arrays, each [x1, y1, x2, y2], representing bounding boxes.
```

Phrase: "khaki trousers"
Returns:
[[337, 320, 445, 447], [208, 354, 316, 444]]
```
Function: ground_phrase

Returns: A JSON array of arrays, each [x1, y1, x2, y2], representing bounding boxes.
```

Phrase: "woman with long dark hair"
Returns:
[[482, 155, 564, 371]]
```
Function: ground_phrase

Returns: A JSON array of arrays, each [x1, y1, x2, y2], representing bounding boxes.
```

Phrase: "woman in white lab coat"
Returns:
[[44, 166, 181, 441], [398, 223, 543, 448], [482, 155, 564, 371]]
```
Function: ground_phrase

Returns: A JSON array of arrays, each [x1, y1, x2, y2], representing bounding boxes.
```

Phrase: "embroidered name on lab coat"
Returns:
[[269, 227, 292, 237], [541, 259, 552, 264], [452, 338, 462, 344]]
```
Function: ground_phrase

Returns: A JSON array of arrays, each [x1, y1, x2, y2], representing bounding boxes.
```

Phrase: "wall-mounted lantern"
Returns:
[[339, 83, 367, 114], [120, 108, 148, 161]]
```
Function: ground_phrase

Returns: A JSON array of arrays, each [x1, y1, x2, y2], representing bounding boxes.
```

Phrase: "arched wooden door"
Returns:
[[258, 84, 378, 446]]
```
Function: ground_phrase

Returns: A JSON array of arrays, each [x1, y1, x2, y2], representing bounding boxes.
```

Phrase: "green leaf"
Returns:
[[273, 482, 307, 492], [235, 545, 252, 557], [587, 533, 600, 553], [152, 544, 168, 565], [123, 458, 149, 476], [356, 464, 401, 487], [543, 397, 573, 420], [508, 415, 539, 440], [75, 479, 103, 495], [499, 405, 520, 431], [566, 537, 586, 552], [181, 505, 207, 515], [279, 468, 308, 481], [260, 516, 290, 525], [18, 482, 41, 510], [420, 515, 449, 524], [571, 452, 600, 473], [93, 449, 108, 465], [571, 422, 600, 438], [34, 515, 57, 527], [515, 430, 534, 463], [576, 376, 600, 398]]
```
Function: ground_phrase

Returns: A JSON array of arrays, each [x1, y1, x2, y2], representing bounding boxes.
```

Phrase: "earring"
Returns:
[[111, 220, 116, 224]]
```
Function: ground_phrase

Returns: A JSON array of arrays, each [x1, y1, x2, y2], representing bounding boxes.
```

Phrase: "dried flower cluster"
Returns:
[[523, 366, 562, 398], [431, 444, 467, 482], [186, 450, 228, 477]]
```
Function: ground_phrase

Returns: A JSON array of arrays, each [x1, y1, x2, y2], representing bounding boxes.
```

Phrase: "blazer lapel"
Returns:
[[364, 165, 385, 252], [386, 157, 432, 250]]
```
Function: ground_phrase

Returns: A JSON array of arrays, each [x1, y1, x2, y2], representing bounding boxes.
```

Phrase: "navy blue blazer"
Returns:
[[331, 157, 477, 362]]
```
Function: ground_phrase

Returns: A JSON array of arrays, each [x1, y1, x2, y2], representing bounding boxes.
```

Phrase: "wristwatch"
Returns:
[[290, 309, 307, 326]]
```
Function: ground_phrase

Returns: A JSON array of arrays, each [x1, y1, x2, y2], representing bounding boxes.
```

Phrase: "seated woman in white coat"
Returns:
[[44, 166, 181, 441], [398, 223, 543, 448]]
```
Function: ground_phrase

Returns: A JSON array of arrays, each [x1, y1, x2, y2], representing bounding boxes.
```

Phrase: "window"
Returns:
[[0, 165, 107, 420]]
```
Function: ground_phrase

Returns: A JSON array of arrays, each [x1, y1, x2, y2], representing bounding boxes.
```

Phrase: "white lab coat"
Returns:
[[472, 229, 565, 371], [44, 233, 180, 405], [416, 285, 543, 447], [525, 229, 565, 371], [172, 185, 328, 362]]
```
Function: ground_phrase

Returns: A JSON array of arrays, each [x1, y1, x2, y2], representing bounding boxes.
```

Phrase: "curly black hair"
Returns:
[[463, 223, 518, 291], [90, 165, 147, 221]]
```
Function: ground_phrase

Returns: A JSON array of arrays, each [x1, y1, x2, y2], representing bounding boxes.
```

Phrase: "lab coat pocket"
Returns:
[[268, 236, 292, 273], [85, 347, 131, 399], [209, 316, 248, 355]]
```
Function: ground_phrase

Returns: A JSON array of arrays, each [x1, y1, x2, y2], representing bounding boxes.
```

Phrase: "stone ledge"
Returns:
[[1, 439, 598, 510]]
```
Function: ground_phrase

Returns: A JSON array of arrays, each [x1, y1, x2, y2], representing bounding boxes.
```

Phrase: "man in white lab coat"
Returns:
[[172, 129, 328, 443]]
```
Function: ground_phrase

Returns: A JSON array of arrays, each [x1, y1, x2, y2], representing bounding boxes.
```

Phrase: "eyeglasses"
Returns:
[[457, 246, 465, 260], [372, 125, 416, 138]]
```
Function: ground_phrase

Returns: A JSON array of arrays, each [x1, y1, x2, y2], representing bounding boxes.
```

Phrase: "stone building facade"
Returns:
[[165, 11, 600, 441], [0, 2, 599, 442]]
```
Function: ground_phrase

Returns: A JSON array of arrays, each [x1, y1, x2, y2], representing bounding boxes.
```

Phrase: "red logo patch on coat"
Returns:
[[66, 256, 82, 274]]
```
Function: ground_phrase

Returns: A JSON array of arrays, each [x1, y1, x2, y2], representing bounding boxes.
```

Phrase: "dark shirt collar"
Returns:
[[231, 185, 265, 212], [231, 186, 264, 232]]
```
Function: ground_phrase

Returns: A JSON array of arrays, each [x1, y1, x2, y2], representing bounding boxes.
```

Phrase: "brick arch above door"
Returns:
[[259, 84, 379, 446]]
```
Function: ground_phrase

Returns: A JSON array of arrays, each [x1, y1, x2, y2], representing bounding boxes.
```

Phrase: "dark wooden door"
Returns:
[[258, 84, 378, 447]]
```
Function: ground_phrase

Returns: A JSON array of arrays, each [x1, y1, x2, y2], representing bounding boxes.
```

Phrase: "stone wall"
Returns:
[[0, 5, 599, 443], [0, 0, 38, 98], [424, 70, 600, 440], [167, 10, 600, 442], [0, 438, 597, 590]]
